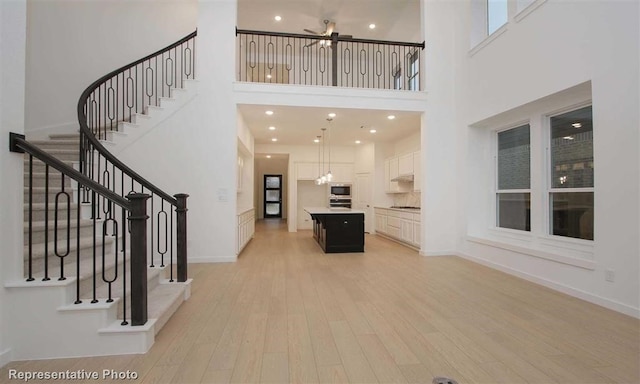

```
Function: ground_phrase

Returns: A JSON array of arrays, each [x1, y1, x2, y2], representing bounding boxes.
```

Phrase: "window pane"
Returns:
[[550, 106, 593, 189], [266, 176, 280, 189], [550, 192, 594, 240], [266, 190, 280, 202], [488, 0, 508, 34], [498, 124, 530, 190], [497, 193, 530, 231], [265, 203, 280, 215]]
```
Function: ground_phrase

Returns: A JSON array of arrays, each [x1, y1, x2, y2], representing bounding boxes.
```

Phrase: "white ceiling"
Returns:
[[237, 0, 421, 42], [237, 0, 422, 148], [239, 105, 421, 147]]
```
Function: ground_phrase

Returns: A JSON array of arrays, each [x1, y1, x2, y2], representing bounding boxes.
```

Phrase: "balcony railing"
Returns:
[[236, 29, 425, 91]]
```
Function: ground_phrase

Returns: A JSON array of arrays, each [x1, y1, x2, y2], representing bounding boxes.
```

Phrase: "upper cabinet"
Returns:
[[384, 156, 411, 193], [297, 163, 317, 180], [297, 162, 353, 183], [398, 153, 414, 176]]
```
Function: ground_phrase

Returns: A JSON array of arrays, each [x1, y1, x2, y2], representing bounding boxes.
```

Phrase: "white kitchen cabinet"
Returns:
[[413, 150, 421, 192], [398, 153, 414, 176], [237, 208, 255, 254], [374, 207, 421, 250], [384, 157, 410, 193], [389, 157, 399, 180], [401, 219, 413, 243], [375, 212, 387, 234], [329, 163, 354, 183], [297, 163, 317, 180], [413, 222, 421, 248]]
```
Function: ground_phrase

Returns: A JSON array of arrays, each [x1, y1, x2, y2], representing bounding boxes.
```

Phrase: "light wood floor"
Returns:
[[2, 219, 639, 384]]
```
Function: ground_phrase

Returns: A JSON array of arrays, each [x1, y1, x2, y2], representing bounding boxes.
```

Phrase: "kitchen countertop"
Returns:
[[304, 207, 366, 215], [374, 206, 421, 213]]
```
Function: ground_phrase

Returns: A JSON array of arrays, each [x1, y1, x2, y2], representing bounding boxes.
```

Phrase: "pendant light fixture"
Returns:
[[319, 127, 327, 184], [315, 135, 322, 185], [326, 117, 333, 182]]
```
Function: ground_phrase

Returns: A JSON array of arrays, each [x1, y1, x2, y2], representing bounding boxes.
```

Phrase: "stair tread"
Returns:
[[24, 219, 93, 230]]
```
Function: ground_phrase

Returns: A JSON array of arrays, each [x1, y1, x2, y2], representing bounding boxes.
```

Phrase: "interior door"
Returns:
[[354, 173, 372, 233], [264, 174, 282, 218]]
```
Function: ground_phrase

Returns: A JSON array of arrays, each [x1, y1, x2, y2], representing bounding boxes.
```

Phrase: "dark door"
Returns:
[[264, 174, 282, 218]]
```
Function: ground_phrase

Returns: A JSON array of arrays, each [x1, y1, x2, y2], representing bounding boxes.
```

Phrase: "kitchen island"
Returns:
[[304, 207, 365, 253]]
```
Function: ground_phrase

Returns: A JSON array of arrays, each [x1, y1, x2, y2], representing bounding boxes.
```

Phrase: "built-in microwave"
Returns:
[[329, 184, 351, 198]]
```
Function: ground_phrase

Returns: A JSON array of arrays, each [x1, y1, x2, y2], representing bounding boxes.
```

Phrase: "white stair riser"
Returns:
[[24, 220, 95, 245], [26, 204, 78, 222]]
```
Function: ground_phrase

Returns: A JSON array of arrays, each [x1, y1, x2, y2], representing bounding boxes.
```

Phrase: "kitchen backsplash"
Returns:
[[393, 191, 421, 207]]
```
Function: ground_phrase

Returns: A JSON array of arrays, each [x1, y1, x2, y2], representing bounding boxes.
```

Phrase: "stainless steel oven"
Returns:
[[329, 198, 352, 208]]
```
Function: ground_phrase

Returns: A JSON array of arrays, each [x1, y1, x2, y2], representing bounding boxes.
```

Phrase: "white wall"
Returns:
[[444, 0, 640, 316], [115, 0, 238, 263], [0, 0, 27, 366], [237, 112, 255, 212], [421, 0, 458, 256], [25, 0, 197, 136], [393, 130, 421, 155]]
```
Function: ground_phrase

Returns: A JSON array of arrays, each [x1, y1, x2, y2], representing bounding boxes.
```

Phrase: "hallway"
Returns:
[[1, 222, 638, 383]]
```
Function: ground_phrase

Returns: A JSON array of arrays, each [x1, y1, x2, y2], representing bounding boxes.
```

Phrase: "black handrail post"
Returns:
[[174, 193, 189, 282], [128, 192, 150, 326], [331, 32, 338, 87]]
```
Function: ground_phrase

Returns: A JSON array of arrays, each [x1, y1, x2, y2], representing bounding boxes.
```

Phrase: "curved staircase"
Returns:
[[6, 31, 197, 361]]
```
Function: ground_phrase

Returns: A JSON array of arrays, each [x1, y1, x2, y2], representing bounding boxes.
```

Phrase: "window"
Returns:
[[407, 50, 420, 91], [488, 0, 508, 35], [393, 68, 402, 90], [496, 124, 531, 231], [548, 105, 594, 240]]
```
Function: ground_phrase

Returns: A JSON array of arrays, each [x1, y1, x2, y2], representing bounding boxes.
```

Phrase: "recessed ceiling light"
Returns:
[[328, 113, 336, 118], [572, 122, 582, 128], [369, 23, 376, 29], [265, 110, 274, 115], [387, 115, 395, 120], [268, 126, 276, 130], [274, 16, 282, 21], [271, 138, 277, 142], [369, 129, 377, 133], [355, 140, 361, 144], [266, 155, 272, 158], [314, 139, 320, 143]]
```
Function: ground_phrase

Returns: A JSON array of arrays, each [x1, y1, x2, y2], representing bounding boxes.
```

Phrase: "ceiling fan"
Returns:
[[304, 19, 335, 38], [304, 19, 336, 47]]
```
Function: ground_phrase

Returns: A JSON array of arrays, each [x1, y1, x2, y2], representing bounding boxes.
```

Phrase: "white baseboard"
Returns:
[[456, 251, 640, 319], [0, 348, 12, 368], [188, 255, 237, 263], [420, 250, 456, 257]]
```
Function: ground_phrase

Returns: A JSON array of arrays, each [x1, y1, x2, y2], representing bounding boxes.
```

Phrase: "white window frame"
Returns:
[[543, 102, 594, 243], [493, 122, 532, 233]]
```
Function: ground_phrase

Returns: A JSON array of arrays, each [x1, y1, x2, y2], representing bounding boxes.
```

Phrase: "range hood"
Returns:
[[391, 174, 414, 182]]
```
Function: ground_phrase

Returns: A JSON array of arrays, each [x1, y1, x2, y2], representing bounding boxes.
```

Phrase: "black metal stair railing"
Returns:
[[236, 28, 425, 90], [73, 31, 196, 325], [10, 132, 159, 326]]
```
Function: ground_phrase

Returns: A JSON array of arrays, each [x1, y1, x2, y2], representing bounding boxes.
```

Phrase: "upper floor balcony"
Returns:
[[236, 28, 424, 91]]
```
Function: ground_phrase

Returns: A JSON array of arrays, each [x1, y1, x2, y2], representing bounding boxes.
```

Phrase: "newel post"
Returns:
[[175, 193, 189, 283], [127, 193, 150, 326]]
